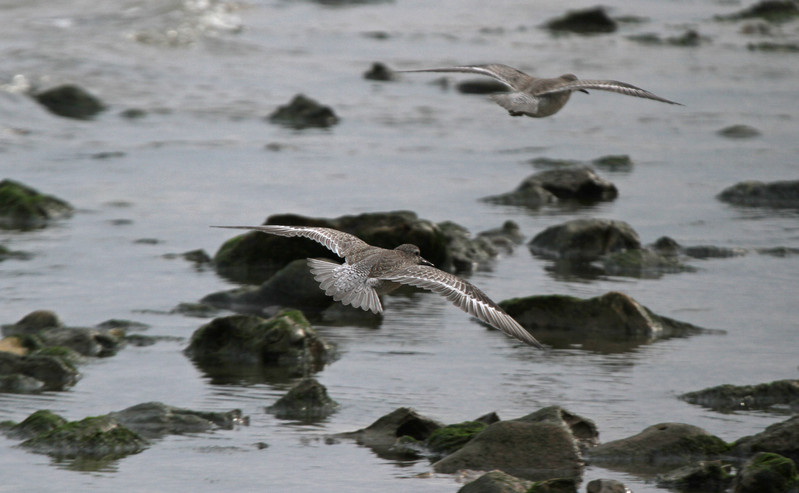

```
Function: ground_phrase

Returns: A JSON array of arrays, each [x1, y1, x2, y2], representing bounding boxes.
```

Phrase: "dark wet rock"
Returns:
[[170, 302, 222, 318], [484, 167, 617, 208], [500, 291, 709, 349], [4, 410, 67, 440], [0, 179, 74, 230], [32, 84, 106, 120], [267, 93, 339, 129], [586, 478, 630, 493], [439, 221, 499, 272], [335, 407, 443, 459], [748, 41, 799, 52], [629, 29, 709, 47], [545, 6, 617, 34], [433, 411, 584, 480], [683, 244, 748, 259], [529, 219, 640, 261], [120, 108, 146, 119], [718, 179, 799, 208], [732, 415, 799, 464], [656, 460, 733, 492], [266, 377, 339, 421], [517, 406, 599, 450], [477, 221, 524, 254], [0, 373, 45, 393], [184, 310, 332, 375], [0, 351, 80, 392], [759, 246, 799, 257], [732, 452, 799, 493], [591, 155, 634, 172], [526, 478, 579, 493], [718, 124, 761, 139], [456, 79, 509, 95], [681, 379, 799, 413], [363, 62, 396, 81], [212, 211, 448, 284], [3, 310, 125, 358], [20, 415, 147, 459], [602, 248, 696, 278], [0, 244, 32, 262], [2, 309, 62, 334], [717, 0, 799, 22], [163, 249, 212, 265], [458, 469, 533, 493], [202, 258, 341, 316], [426, 420, 489, 458], [108, 402, 242, 440], [587, 423, 730, 470]]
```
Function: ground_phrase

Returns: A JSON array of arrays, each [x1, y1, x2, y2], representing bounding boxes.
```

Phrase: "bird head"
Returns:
[[395, 244, 434, 266]]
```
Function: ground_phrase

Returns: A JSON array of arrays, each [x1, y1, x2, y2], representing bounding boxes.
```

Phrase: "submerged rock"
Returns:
[[266, 377, 339, 421], [267, 94, 339, 129], [0, 179, 74, 230], [483, 167, 617, 208], [185, 310, 331, 368], [681, 379, 799, 413], [433, 407, 593, 480], [732, 452, 799, 493], [458, 469, 533, 493], [363, 62, 396, 81], [212, 211, 448, 284], [587, 423, 730, 471], [718, 124, 761, 139], [732, 415, 799, 464], [656, 460, 733, 492], [529, 219, 640, 262], [500, 291, 709, 349], [545, 6, 617, 34], [20, 415, 147, 459], [335, 407, 443, 460], [718, 179, 799, 208], [32, 84, 106, 120], [717, 0, 799, 22], [108, 402, 242, 439]]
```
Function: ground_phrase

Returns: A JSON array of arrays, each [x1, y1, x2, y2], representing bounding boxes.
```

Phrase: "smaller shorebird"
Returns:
[[213, 225, 543, 348], [400, 64, 681, 118]]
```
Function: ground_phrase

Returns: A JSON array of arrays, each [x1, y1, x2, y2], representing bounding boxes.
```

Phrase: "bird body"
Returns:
[[400, 64, 681, 118], [214, 224, 543, 348]]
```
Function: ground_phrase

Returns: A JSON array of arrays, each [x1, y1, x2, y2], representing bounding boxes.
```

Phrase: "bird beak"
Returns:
[[579, 89, 590, 94], [420, 257, 434, 267]]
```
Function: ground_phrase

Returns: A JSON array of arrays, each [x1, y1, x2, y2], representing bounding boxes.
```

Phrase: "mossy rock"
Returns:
[[426, 420, 487, 457], [33, 84, 106, 120], [267, 94, 339, 129], [266, 377, 339, 421], [0, 180, 73, 230], [5, 410, 67, 439], [733, 452, 799, 493], [20, 415, 147, 458]]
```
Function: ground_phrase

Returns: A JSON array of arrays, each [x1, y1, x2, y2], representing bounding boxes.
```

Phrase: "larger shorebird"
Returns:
[[401, 64, 681, 118], [214, 225, 543, 348]]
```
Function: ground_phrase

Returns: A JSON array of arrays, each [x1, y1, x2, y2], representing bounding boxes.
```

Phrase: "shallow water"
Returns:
[[1, 0, 798, 491]]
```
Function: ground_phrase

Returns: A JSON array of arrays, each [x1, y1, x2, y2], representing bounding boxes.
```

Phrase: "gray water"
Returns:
[[1, 0, 798, 491]]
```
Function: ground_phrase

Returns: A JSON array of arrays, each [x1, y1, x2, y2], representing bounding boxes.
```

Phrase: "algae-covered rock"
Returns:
[[587, 423, 730, 471], [733, 415, 799, 464], [212, 210, 448, 284], [0, 180, 73, 230], [335, 407, 443, 459], [718, 180, 799, 208], [20, 415, 147, 459], [529, 219, 640, 261], [267, 94, 339, 129], [458, 469, 533, 493], [0, 351, 80, 392], [681, 379, 799, 412], [184, 310, 333, 383], [499, 291, 708, 349], [426, 420, 488, 458], [717, 0, 799, 22], [545, 6, 617, 34], [732, 452, 799, 493], [656, 460, 733, 492], [266, 377, 339, 421], [108, 402, 242, 439], [484, 167, 616, 208], [32, 84, 106, 120], [5, 410, 67, 439]]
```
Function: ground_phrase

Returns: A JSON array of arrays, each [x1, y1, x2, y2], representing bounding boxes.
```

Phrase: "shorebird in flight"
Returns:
[[214, 224, 544, 348], [401, 63, 681, 118]]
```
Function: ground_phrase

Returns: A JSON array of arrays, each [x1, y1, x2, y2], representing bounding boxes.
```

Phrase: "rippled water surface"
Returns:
[[1, 0, 798, 491]]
